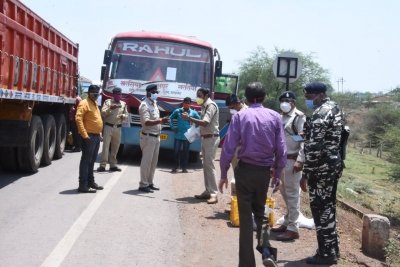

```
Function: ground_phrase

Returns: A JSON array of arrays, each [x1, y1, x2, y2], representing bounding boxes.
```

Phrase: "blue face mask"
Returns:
[[305, 99, 316, 109]]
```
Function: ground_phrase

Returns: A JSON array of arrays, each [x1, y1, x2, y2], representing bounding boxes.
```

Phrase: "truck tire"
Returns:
[[0, 147, 19, 171], [17, 115, 44, 173], [189, 151, 200, 163], [54, 113, 67, 159], [40, 114, 56, 166]]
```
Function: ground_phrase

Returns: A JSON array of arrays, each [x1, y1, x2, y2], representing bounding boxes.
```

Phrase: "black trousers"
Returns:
[[235, 161, 272, 267]]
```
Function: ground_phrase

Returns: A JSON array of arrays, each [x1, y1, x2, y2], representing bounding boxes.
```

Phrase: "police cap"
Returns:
[[278, 91, 296, 101], [112, 87, 122, 94], [146, 84, 158, 92], [304, 82, 327, 94], [88, 84, 100, 93]]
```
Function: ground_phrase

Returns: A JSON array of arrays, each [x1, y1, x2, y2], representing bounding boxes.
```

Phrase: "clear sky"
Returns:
[[21, 0, 399, 93]]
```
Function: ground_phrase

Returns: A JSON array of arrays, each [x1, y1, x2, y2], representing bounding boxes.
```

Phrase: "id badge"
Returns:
[[291, 135, 304, 142]]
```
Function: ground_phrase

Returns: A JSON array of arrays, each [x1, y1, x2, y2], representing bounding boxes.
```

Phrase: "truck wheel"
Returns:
[[0, 147, 19, 171], [54, 113, 67, 159], [40, 114, 56, 166], [189, 151, 200, 163], [17, 115, 44, 173]]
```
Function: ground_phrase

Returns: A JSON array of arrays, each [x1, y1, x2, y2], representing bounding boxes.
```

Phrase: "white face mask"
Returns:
[[230, 109, 238, 115], [280, 102, 292, 113], [150, 93, 158, 101]]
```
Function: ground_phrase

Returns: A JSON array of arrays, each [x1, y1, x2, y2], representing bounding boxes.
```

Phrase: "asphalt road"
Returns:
[[0, 146, 184, 267]]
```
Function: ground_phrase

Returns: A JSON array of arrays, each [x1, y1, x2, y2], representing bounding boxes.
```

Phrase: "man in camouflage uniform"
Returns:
[[300, 82, 344, 265]]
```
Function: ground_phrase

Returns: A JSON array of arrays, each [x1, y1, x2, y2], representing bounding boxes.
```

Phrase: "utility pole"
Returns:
[[336, 77, 345, 93]]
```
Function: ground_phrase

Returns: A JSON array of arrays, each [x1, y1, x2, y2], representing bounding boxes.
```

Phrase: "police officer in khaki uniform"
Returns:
[[271, 91, 306, 241], [182, 88, 219, 204], [138, 84, 169, 193], [97, 87, 128, 172]]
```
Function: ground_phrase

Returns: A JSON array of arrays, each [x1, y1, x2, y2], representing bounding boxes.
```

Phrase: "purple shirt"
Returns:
[[220, 103, 287, 179]]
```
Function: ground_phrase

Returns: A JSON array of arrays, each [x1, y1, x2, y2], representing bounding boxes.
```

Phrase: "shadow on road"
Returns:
[[0, 170, 35, 189], [122, 190, 156, 198], [205, 211, 229, 221], [174, 196, 203, 204], [59, 189, 80, 195]]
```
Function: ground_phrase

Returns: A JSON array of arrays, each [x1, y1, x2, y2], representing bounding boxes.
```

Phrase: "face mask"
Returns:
[[306, 99, 316, 109], [280, 102, 291, 113], [196, 97, 204, 105], [89, 92, 99, 101], [150, 93, 158, 101], [230, 109, 238, 115], [114, 95, 122, 102]]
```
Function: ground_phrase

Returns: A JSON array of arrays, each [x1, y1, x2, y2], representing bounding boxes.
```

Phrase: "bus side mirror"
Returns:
[[100, 65, 106, 81], [215, 60, 222, 77], [103, 50, 111, 65]]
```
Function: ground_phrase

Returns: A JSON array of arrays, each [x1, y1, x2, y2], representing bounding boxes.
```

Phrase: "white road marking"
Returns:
[[41, 166, 127, 267]]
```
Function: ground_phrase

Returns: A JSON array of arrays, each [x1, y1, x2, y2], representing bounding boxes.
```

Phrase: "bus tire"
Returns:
[[189, 151, 199, 163], [40, 114, 56, 166], [54, 113, 67, 159], [0, 147, 19, 171], [18, 115, 44, 173]]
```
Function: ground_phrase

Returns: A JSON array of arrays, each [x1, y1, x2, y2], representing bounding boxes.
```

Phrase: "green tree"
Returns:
[[382, 125, 400, 182], [237, 47, 331, 110]]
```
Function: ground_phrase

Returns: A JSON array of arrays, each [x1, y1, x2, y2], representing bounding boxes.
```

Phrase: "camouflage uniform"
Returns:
[[303, 97, 344, 258]]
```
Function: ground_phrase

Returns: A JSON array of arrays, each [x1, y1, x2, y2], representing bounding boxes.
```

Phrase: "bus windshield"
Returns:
[[107, 39, 212, 99]]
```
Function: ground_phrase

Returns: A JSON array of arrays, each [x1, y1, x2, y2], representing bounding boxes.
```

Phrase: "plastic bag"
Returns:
[[184, 125, 200, 143]]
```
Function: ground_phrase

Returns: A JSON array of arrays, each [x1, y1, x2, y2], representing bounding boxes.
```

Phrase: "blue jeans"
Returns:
[[79, 134, 100, 186], [173, 138, 190, 170]]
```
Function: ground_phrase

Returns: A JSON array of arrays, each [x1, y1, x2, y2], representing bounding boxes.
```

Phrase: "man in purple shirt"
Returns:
[[219, 82, 287, 267]]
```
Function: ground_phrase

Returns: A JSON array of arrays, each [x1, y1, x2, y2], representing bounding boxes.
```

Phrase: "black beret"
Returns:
[[112, 87, 122, 94], [304, 82, 327, 94], [146, 84, 158, 91], [88, 84, 100, 92], [278, 91, 296, 101]]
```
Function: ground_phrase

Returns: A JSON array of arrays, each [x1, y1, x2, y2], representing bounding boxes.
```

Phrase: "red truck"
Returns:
[[0, 0, 79, 172]]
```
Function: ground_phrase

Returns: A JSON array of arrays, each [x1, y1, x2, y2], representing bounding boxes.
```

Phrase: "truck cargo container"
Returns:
[[0, 0, 79, 172]]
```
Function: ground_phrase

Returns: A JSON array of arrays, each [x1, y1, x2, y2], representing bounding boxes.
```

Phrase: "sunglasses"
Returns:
[[150, 91, 159, 94]]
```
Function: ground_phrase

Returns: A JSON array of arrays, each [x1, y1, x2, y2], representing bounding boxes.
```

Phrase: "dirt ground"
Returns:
[[171, 149, 387, 267]]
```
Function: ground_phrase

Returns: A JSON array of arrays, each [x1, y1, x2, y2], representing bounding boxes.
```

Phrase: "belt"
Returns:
[[287, 154, 298, 160], [105, 122, 122, 128], [238, 160, 271, 170], [141, 132, 159, 138], [201, 134, 219, 139]]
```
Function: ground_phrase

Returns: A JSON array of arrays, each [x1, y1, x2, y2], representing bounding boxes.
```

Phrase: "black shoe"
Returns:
[[138, 186, 153, 193], [78, 186, 97, 193], [306, 254, 337, 265], [97, 166, 106, 172], [171, 169, 177, 173], [109, 166, 122, 172], [182, 169, 189, 173], [89, 183, 104, 190], [149, 184, 159, 190]]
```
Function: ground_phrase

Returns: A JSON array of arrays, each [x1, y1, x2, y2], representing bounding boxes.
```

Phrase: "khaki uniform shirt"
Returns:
[[101, 99, 128, 125], [282, 107, 306, 162], [200, 98, 219, 135], [139, 97, 161, 134]]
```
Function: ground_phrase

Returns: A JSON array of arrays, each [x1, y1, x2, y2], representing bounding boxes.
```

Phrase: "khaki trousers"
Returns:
[[280, 159, 302, 232], [100, 125, 121, 168], [201, 136, 219, 196], [139, 135, 160, 187]]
